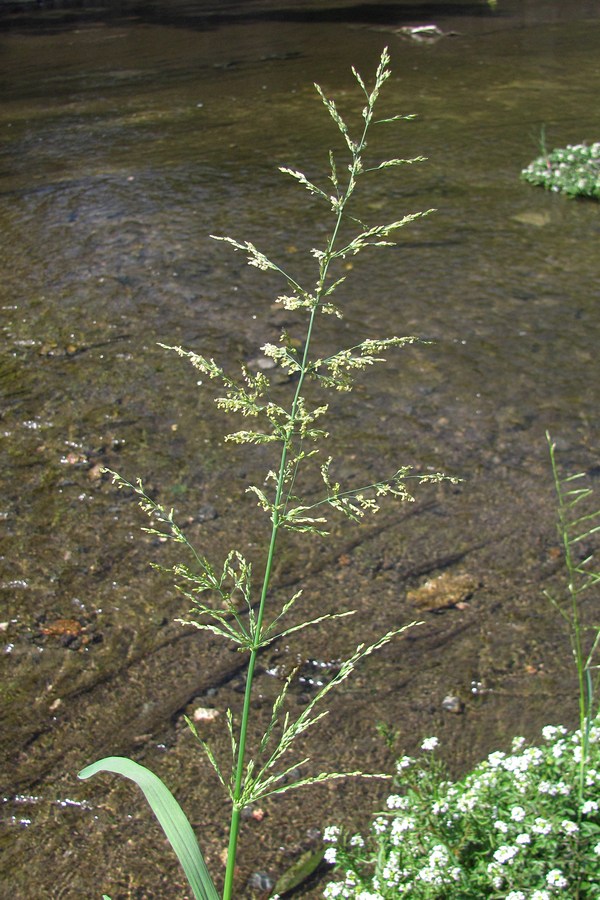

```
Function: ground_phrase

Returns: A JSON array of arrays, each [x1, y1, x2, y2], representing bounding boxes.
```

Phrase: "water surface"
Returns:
[[1, 1, 599, 896]]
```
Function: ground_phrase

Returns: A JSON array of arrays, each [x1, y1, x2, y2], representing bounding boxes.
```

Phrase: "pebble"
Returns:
[[407, 572, 479, 611], [241, 804, 265, 821], [442, 695, 464, 714], [40, 618, 83, 638], [247, 355, 275, 371], [195, 504, 218, 523], [247, 871, 274, 893], [511, 210, 551, 227], [192, 706, 220, 723]]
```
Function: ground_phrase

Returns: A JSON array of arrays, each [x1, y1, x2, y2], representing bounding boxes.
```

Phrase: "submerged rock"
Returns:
[[442, 695, 465, 714], [247, 871, 274, 895], [397, 25, 458, 43], [191, 706, 220, 723], [407, 572, 480, 611]]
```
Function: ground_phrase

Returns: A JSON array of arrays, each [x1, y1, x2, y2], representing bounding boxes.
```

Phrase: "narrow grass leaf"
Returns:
[[78, 757, 219, 900]]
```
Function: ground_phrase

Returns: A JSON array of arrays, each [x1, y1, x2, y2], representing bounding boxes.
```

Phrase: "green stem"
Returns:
[[222, 497, 284, 899], [548, 438, 589, 828], [222, 85, 378, 899]]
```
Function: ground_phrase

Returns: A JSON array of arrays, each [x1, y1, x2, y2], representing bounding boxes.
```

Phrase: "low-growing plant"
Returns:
[[521, 140, 600, 200], [322, 721, 600, 899], [546, 435, 600, 807], [322, 444, 600, 899], [78, 50, 455, 899]]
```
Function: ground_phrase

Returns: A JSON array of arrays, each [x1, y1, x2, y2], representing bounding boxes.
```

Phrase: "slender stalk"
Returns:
[[222, 92, 376, 899], [549, 440, 589, 811], [222, 498, 283, 898], [80, 51, 445, 900]]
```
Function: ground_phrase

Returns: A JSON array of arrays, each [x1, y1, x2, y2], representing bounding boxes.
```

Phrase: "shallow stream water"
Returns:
[[1, 1, 599, 897]]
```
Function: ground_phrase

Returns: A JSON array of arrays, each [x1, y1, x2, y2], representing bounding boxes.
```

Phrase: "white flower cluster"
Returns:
[[323, 717, 600, 898], [521, 141, 600, 199]]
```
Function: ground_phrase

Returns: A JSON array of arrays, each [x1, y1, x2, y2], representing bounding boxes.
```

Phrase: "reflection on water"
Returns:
[[1, 1, 599, 896]]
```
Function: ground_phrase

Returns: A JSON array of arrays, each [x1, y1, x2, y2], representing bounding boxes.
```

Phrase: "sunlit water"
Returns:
[[1, 1, 599, 896]]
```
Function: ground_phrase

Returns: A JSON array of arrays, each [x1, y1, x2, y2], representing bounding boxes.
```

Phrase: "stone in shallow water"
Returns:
[[511, 210, 552, 227], [442, 695, 465, 714], [247, 871, 274, 894], [407, 572, 479, 611], [191, 706, 220, 723]]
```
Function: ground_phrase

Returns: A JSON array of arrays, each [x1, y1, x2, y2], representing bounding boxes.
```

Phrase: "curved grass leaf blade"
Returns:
[[78, 757, 219, 900]]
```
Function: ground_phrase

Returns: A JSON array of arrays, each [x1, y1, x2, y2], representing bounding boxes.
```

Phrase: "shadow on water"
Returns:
[[0, 2, 501, 35], [1, 1, 599, 896], [3, 0, 599, 35]]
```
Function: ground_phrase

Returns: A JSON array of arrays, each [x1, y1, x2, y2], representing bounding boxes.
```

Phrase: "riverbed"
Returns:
[[1, 1, 599, 897]]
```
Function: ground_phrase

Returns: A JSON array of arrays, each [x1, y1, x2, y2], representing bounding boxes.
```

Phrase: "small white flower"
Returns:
[[524, 747, 544, 764], [421, 736, 439, 751], [516, 832, 531, 845], [428, 845, 449, 866], [372, 817, 388, 835], [582, 800, 599, 815], [493, 845, 519, 865], [323, 826, 340, 842], [390, 816, 416, 836], [506, 892, 526, 900], [494, 820, 509, 833], [542, 725, 564, 741], [511, 806, 526, 822], [487, 751, 506, 768], [532, 817, 552, 835], [561, 819, 579, 835], [546, 869, 568, 888], [324, 846, 337, 864], [456, 793, 477, 812], [531, 891, 550, 900], [594, 841, 600, 855], [396, 756, 414, 771]]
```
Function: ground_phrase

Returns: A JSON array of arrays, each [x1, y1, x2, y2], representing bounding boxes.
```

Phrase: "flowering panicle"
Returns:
[[81, 49, 457, 900]]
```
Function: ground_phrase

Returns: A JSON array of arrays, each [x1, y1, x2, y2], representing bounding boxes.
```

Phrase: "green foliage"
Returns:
[[79, 49, 456, 898], [546, 435, 600, 807], [521, 141, 600, 200], [322, 722, 600, 899], [79, 758, 219, 900], [323, 447, 600, 899]]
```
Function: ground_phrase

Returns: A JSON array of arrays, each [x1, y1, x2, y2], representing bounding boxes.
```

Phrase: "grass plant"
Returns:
[[546, 434, 600, 807], [322, 441, 600, 899], [78, 50, 455, 899]]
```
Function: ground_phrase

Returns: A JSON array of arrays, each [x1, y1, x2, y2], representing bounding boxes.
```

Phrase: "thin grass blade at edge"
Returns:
[[78, 757, 219, 900]]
